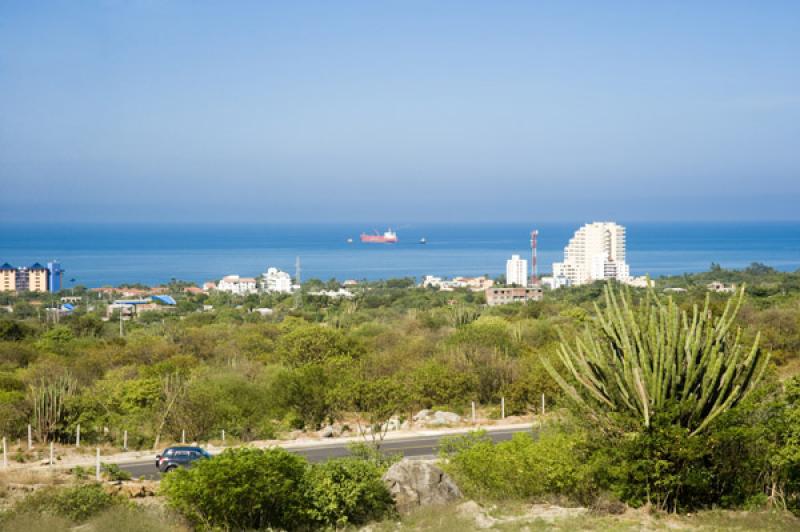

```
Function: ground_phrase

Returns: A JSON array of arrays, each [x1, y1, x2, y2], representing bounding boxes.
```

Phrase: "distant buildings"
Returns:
[[202, 281, 217, 292], [261, 267, 294, 293], [540, 275, 571, 290], [506, 255, 529, 287], [485, 286, 542, 306], [422, 275, 494, 292], [0, 261, 65, 293], [552, 222, 631, 286], [207, 267, 295, 295], [707, 281, 736, 293], [106, 295, 177, 318], [308, 288, 354, 299], [217, 275, 258, 295]]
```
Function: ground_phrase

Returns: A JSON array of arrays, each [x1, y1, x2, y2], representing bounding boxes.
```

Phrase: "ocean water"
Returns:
[[1, 222, 799, 288]]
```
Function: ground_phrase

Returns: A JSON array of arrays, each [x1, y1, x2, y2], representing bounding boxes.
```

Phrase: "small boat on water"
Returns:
[[419, 237, 427, 244], [346, 238, 353, 244]]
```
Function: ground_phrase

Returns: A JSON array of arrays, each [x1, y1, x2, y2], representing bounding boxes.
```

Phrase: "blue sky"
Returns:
[[1, 1, 798, 222]]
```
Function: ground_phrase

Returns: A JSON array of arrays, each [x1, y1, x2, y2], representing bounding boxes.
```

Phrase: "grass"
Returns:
[[367, 502, 800, 531]]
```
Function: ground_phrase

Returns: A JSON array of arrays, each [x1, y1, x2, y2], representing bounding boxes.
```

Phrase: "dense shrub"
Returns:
[[305, 458, 395, 527], [161, 447, 309, 530], [440, 428, 594, 502], [13, 483, 124, 522], [162, 447, 397, 530]]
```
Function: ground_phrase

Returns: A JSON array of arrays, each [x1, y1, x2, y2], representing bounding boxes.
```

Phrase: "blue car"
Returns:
[[156, 446, 211, 473]]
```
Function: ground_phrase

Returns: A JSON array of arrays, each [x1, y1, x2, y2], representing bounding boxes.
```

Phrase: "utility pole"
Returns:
[[119, 307, 124, 337], [293, 256, 302, 309], [530, 229, 539, 286]]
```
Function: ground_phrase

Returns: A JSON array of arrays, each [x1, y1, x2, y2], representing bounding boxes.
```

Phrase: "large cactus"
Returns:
[[29, 375, 77, 443], [544, 283, 769, 435]]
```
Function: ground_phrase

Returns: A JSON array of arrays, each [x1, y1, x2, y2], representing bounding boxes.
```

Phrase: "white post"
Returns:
[[95, 448, 100, 481], [49, 441, 54, 467], [76, 424, 80, 448], [27, 425, 32, 450], [3, 437, 7, 468], [123, 430, 128, 451], [501, 397, 505, 419], [181, 430, 185, 444], [221, 429, 225, 443], [541, 393, 546, 416], [471, 401, 476, 423]]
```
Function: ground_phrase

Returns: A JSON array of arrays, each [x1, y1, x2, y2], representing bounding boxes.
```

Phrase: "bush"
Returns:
[[592, 415, 714, 511], [440, 427, 593, 502], [13, 483, 123, 522], [305, 458, 395, 527], [103, 462, 132, 481], [161, 447, 310, 530], [162, 447, 399, 530]]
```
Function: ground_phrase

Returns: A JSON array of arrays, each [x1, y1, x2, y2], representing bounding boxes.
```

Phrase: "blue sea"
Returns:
[[1, 222, 799, 288]]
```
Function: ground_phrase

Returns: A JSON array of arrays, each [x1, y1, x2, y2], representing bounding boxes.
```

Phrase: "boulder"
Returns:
[[382, 459, 462, 514], [318, 425, 335, 438], [432, 411, 461, 425], [413, 409, 432, 421]]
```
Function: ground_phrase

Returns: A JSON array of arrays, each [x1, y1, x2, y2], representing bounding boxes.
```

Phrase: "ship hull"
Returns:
[[360, 234, 398, 243]]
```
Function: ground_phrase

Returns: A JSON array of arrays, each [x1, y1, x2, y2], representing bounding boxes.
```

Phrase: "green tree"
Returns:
[[277, 325, 363, 367]]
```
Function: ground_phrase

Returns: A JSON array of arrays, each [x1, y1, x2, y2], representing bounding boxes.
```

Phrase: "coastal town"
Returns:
[[0, 222, 739, 319]]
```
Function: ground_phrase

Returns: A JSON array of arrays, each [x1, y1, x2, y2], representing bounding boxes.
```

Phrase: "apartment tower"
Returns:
[[553, 222, 631, 286]]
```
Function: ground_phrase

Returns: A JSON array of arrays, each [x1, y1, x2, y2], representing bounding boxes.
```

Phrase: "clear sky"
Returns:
[[1, 1, 798, 223]]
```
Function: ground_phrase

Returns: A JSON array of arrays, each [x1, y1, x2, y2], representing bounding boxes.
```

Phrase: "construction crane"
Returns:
[[530, 229, 539, 286]]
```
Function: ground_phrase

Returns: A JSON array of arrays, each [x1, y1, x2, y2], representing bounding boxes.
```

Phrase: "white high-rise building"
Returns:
[[506, 254, 529, 287], [553, 222, 631, 286], [261, 267, 293, 293]]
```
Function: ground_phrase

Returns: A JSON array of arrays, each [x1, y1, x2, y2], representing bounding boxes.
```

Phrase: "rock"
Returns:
[[319, 425, 335, 438], [104, 480, 158, 498], [413, 409, 432, 421], [423, 411, 461, 426], [456, 500, 589, 528], [400, 420, 410, 431], [381, 459, 462, 514], [457, 500, 496, 529], [524, 504, 588, 522]]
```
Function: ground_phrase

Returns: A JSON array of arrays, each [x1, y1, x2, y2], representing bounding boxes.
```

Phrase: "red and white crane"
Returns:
[[530, 229, 539, 286]]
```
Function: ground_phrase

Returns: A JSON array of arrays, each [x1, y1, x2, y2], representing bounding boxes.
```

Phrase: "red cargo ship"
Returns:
[[360, 229, 398, 243]]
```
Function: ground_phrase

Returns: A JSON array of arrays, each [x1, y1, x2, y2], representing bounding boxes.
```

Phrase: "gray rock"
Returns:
[[382, 459, 462, 514], [433, 411, 461, 424], [413, 409, 432, 421], [319, 425, 335, 438]]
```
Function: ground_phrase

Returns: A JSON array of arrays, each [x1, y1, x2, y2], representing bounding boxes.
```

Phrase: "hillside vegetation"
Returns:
[[0, 263, 800, 528]]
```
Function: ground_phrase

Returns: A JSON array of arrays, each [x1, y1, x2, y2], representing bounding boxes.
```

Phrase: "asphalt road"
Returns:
[[120, 426, 532, 480]]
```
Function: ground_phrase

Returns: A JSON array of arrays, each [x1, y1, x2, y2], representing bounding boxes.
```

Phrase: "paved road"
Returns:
[[120, 426, 532, 480]]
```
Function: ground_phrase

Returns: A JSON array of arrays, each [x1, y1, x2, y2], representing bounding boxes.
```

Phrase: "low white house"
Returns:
[[422, 275, 493, 292], [541, 275, 571, 290], [623, 276, 650, 288], [261, 267, 293, 293], [217, 275, 258, 295], [308, 288, 354, 299]]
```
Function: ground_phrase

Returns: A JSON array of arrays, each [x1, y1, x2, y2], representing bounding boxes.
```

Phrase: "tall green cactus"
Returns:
[[29, 375, 77, 443], [544, 283, 769, 435]]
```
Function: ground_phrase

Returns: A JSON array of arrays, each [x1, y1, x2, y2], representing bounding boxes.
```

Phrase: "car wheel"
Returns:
[[164, 465, 178, 473]]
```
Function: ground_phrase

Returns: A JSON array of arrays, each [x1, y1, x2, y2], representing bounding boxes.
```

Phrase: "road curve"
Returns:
[[119, 426, 533, 480]]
